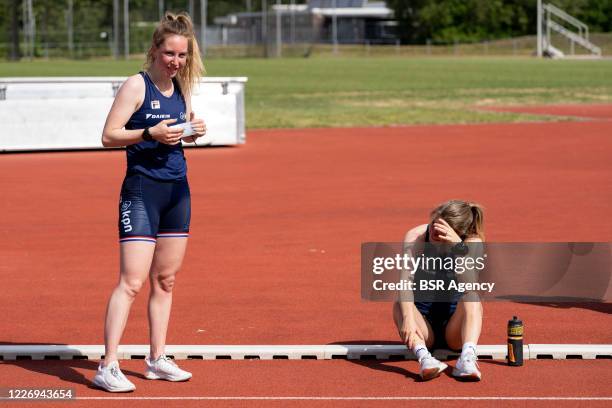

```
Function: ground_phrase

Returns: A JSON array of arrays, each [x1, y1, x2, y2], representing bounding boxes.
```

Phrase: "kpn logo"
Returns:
[[120, 200, 132, 232]]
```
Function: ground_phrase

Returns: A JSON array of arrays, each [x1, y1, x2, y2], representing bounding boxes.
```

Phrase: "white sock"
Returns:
[[462, 342, 477, 357], [413, 344, 429, 360]]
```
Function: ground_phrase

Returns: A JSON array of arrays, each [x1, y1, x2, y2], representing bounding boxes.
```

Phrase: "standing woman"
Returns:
[[94, 12, 206, 392], [393, 200, 485, 381]]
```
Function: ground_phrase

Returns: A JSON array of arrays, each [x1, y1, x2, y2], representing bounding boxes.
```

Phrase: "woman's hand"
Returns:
[[432, 218, 462, 243], [399, 316, 425, 349], [182, 112, 207, 143], [150, 118, 184, 145]]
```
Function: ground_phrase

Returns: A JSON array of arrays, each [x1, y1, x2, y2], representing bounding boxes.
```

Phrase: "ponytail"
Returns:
[[468, 203, 485, 240], [430, 199, 485, 241]]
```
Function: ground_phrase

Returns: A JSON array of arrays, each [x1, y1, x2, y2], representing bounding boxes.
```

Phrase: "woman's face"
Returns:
[[154, 34, 188, 78]]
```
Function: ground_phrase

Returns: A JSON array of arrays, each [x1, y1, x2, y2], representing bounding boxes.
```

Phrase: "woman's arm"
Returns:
[[398, 224, 427, 318], [396, 224, 428, 348], [457, 236, 484, 302], [101, 75, 184, 147], [101, 75, 146, 147]]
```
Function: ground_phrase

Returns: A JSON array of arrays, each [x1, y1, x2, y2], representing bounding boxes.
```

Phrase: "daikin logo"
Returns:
[[145, 113, 171, 120]]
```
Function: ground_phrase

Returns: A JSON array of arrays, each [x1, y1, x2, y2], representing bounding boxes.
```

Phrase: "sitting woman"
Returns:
[[393, 199, 485, 381]]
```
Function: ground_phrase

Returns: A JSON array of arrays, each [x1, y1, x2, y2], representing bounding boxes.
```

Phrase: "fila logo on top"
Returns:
[[151, 100, 160, 109], [121, 200, 132, 232]]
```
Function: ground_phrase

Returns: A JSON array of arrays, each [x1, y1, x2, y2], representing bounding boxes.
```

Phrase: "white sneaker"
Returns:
[[92, 360, 136, 392], [452, 352, 482, 381], [418, 353, 448, 381], [145, 355, 192, 382]]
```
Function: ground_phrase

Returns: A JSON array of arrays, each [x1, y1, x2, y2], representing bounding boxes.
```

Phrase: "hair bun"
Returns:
[[176, 13, 194, 30]]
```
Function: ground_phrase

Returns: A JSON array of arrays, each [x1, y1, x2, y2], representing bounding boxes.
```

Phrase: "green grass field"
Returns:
[[1, 57, 611, 128]]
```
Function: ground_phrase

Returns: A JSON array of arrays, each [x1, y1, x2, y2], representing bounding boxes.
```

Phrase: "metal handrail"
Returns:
[[548, 21, 601, 55], [544, 3, 588, 31], [544, 3, 589, 39]]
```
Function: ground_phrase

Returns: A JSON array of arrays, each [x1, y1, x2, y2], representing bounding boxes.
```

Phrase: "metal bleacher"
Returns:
[[540, 2, 602, 58]]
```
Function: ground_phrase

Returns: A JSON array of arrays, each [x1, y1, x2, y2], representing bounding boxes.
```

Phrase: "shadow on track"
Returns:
[[327, 340, 420, 382], [0, 342, 144, 389]]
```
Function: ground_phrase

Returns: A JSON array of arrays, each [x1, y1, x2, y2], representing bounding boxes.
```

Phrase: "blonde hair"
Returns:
[[145, 12, 204, 97], [430, 200, 485, 240]]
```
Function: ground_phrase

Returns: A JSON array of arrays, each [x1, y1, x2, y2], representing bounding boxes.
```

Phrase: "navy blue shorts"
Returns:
[[118, 172, 191, 243], [415, 301, 458, 350]]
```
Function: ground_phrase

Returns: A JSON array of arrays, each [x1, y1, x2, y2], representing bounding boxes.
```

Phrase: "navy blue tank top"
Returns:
[[415, 225, 460, 304], [125, 72, 187, 181]]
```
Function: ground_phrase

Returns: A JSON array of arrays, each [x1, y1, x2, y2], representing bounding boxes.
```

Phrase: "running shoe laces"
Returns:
[[145, 354, 192, 381], [418, 353, 439, 366], [110, 366, 120, 379], [453, 352, 482, 380], [462, 352, 479, 368], [93, 361, 136, 392], [161, 355, 177, 366]]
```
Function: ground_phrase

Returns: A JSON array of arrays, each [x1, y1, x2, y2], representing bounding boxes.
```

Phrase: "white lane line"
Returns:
[[72, 396, 612, 401]]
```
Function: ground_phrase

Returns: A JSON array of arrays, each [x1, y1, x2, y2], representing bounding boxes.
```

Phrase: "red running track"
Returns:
[[0, 105, 611, 404], [0, 360, 611, 407]]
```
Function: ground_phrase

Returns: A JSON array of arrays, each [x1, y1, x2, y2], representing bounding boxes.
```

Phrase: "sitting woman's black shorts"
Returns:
[[415, 301, 459, 351]]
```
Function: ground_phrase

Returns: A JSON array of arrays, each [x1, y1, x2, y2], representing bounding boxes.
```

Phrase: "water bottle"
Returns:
[[507, 316, 523, 366]]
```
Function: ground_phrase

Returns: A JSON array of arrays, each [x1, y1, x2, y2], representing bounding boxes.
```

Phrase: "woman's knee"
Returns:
[[119, 277, 146, 298], [461, 300, 483, 315], [153, 273, 176, 293]]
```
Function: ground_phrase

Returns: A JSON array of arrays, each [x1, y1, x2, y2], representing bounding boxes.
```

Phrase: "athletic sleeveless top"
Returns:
[[414, 225, 460, 303], [125, 72, 187, 181]]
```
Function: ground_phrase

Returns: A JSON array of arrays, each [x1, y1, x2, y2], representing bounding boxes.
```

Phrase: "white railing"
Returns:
[[547, 20, 601, 55], [545, 3, 589, 40], [538, 2, 601, 58]]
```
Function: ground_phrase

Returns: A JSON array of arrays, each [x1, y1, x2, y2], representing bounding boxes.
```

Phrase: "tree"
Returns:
[[9, 0, 21, 60], [387, 0, 611, 44], [386, 0, 430, 44]]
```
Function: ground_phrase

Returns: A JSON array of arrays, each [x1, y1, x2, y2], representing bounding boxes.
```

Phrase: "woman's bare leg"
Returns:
[[103, 242, 156, 365], [445, 299, 483, 351], [148, 237, 188, 359], [392, 302, 434, 349]]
